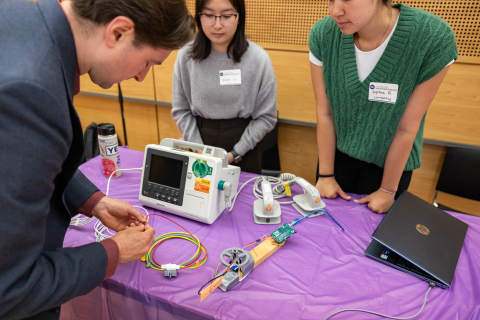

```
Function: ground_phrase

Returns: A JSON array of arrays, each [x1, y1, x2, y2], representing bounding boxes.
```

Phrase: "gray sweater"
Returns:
[[171, 40, 277, 156]]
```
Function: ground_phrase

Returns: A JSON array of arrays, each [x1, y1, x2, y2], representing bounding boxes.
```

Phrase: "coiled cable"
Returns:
[[70, 167, 143, 227], [227, 173, 302, 212]]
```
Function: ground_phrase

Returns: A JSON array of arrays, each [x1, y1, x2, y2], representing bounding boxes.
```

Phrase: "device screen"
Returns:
[[149, 154, 183, 189]]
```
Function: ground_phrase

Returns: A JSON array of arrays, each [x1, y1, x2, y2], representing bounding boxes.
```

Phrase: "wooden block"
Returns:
[[201, 238, 284, 301], [250, 237, 285, 269], [200, 276, 223, 302]]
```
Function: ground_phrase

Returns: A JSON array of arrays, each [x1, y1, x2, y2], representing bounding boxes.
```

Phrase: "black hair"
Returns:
[[189, 0, 248, 63]]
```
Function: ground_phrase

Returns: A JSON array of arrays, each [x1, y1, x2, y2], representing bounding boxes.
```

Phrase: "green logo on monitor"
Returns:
[[192, 159, 212, 178]]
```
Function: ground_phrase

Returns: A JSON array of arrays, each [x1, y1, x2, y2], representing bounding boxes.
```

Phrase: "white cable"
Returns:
[[323, 283, 434, 320], [227, 173, 301, 212], [70, 214, 95, 226], [94, 219, 111, 242], [105, 167, 143, 196], [227, 177, 257, 212], [92, 167, 145, 242], [71, 168, 143, 227], [134, 206, 150, 216]]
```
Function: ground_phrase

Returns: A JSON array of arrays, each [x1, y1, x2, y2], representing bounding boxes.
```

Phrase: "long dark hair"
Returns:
[[189, 0, 248, 63]]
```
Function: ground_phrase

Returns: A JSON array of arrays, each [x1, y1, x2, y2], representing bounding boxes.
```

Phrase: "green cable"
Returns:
[[144, 232, 207, 270]]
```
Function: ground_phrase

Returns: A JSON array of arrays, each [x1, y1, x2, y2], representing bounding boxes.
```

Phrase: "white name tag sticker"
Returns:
[[219, 69, 241, 86], [368, 82, 398, 104]]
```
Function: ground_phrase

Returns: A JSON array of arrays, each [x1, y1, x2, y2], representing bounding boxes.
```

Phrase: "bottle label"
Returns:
[[105, 143, 119, 156], [102, 158, 117, 178]]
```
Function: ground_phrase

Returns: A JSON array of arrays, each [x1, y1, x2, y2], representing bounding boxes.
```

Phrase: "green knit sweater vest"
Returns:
[[309, 4, 458, 170]]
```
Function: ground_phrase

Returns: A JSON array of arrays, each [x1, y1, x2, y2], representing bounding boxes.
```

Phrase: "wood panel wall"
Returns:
[[424, 64, 480, 145], [123, 101, 159, 151], [155, 52, 178, 103], [157, 105, 183, 141], [74, 94, 126, 145], [79, 69, 156, 101]]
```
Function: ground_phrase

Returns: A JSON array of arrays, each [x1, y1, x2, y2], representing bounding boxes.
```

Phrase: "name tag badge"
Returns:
[[219, 69, 241, 86], [368, 82, 398, 104]]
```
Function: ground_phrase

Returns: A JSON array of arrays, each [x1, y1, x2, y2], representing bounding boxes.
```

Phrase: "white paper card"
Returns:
[[219, 69, 241, 86], [368, 82, 398, 104]]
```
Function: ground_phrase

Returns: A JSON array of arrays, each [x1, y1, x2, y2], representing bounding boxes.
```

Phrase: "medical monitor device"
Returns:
[[139, 139, 240, 224]]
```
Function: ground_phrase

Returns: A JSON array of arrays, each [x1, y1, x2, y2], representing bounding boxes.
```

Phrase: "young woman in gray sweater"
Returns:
[[171, 0, 277, 174]]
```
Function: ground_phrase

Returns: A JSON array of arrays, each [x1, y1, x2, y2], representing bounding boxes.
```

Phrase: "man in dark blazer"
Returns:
[[0, 0, 194, 319]]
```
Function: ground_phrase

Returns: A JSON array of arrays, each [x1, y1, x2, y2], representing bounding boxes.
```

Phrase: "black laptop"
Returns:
[[365, 191, 468, 289]]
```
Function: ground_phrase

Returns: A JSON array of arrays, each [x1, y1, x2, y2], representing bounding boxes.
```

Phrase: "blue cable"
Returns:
[[290, 208, 345, 232], [321, 209, 345, 232]]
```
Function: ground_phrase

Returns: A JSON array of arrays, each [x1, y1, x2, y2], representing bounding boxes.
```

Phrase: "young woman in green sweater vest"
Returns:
[[309, 0, 457, 213]]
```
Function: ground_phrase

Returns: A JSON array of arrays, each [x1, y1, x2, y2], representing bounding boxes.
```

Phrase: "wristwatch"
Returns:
[[230, 149, 242, 164]]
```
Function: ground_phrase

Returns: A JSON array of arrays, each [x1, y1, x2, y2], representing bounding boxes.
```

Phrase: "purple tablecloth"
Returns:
[[61, 148, 480, 320]]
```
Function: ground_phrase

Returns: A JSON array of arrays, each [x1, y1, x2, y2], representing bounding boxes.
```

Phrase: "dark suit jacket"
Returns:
[[0, 0, 109, 318]]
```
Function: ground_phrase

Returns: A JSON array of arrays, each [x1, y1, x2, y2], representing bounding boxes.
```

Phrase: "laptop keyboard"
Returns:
[[382, 249, 431, 279]]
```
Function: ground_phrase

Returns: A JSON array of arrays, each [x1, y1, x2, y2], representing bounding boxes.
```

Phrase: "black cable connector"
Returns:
[[197, 273, 225, 295], [198, 253, 237, 295], [429, 281, 436, 288]]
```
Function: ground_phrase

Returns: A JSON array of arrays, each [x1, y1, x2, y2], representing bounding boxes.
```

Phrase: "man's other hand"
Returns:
[[92, 197, 147, 231]]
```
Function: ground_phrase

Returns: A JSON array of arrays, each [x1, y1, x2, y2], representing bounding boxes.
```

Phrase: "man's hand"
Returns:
[[227, 152, 234, 164], [354, 189, 395, 214], [316, 177, 351, 200], [111, 224, 155, 264], [92, 197, 147, 232]]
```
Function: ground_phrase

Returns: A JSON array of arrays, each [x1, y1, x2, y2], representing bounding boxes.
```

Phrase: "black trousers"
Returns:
[[196, 116, 262, 174], [316, 149, 412, 199]]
